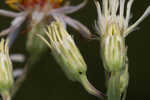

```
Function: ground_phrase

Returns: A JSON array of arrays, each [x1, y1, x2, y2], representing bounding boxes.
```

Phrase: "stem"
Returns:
[[10, 55, 40, 98], [107, 72, 121, 100], [79, 75, 104, 100]]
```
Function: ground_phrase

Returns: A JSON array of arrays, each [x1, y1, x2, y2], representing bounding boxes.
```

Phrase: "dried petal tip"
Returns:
[[79, 75, 104, 99]]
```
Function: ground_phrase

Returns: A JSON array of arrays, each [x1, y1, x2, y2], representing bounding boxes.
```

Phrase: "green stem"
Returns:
[[107, 72, 121, 100]]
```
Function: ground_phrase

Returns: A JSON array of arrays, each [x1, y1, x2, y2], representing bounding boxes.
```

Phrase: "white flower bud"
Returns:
[[38, 20, 104, 99], [101, 24, 126, 72]]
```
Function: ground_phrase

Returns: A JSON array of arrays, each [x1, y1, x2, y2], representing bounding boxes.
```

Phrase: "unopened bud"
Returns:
[[26, 21, 48, 55], [101, 24, 126, 72], [39, 20, 87, 81], [120, 63, 129, 93], [107, 62, 129, 100], [38, 20, 104, 99], [0, 39, 13, 91]]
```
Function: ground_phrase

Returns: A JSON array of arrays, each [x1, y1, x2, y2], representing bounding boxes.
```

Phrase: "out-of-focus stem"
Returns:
[[11, 55, 40, 97]]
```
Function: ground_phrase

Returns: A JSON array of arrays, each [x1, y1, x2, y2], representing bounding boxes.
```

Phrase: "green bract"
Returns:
[[101, 24, 126, 72]]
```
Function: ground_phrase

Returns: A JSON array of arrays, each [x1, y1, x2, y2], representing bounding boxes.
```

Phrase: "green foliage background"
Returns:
[[0, 0, 150, 100]]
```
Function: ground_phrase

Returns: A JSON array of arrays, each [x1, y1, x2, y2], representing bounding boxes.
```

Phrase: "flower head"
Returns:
[[38, 20, 104, 99], [0, 0, 92, 47], [95, 0, 150, 72], [0, 39, 13, 91], [95, 0, 150, 37], [40, 20, 87, 81]]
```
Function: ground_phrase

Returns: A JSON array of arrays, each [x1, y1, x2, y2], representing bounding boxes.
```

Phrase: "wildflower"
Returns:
[[101, 32, 126, 71], [95, 0, 149, 100], [0, 0, 92, 47], [38, 20, 104, 99], [95, 0, 150, 72], [95, 0, 150, 37], [0, 39, 13, 91]]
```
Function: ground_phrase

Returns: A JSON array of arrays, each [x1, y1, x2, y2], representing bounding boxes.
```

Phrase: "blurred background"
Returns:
[[0, 0, 150, 100]]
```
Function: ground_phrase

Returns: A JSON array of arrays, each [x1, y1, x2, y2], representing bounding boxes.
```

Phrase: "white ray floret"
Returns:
[[95, 0, 150, 37]]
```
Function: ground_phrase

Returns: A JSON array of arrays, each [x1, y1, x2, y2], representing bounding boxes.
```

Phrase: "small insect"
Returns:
[[0, 0, 92, 47]]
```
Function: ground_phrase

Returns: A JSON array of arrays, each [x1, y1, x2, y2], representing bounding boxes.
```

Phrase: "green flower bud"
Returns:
[[101, 24, 126, 72], [39, 20, 87, 81], [0, 39, 13, 91], [38, 20, 103, 99], [26, 20, 48, 55], [120, 63, 129, 93], [107, 62, 129, 100]]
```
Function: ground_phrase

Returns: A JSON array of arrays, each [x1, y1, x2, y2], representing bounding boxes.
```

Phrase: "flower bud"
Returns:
[[0, 39, 13, 91], [38, 20, 104, 99], [119, 63, 129, 93], [26, 21, 48, 56], [101, 24, 126, 72], [107, 62, 129, 100], [39, 20, 87, 81]]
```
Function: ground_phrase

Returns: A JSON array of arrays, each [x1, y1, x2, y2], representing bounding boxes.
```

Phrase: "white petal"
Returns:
[[125, 0, 134, 29], [120, 0, 125, 17], [10, 54, 25, 62], [124, 6, 150, 37]]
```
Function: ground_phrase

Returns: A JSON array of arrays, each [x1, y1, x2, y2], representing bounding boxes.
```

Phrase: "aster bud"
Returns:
[[38, 20, 104, 99], [119, 62, 129, 93], [26, 20, 48, 56], [107, 63, 129, 100], [0, 39, 13, 91], [101, 24, 126, 72]]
